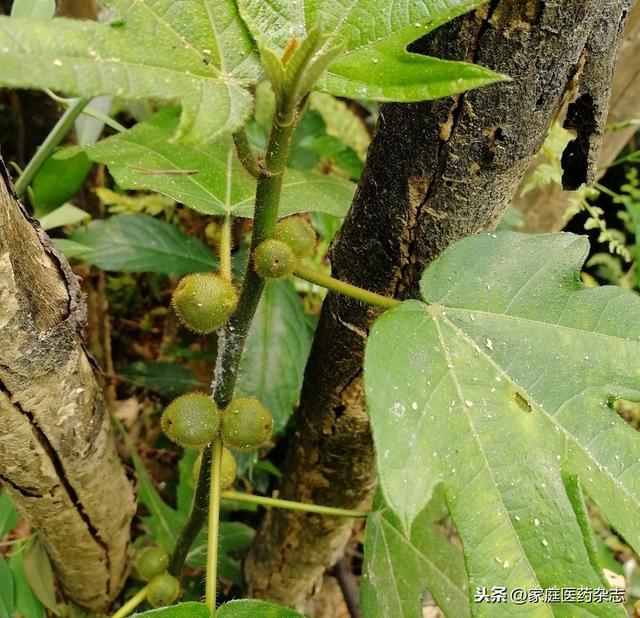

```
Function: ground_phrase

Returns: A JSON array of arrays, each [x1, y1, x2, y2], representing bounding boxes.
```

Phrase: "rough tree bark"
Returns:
[[0, 157, 135, 611], [245, 0, 632, 608], [516, 1, 640, 232]]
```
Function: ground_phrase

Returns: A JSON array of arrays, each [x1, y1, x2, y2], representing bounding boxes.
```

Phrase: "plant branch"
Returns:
[[221, 491, 369, 518], [168, 446, 211, 576], [293, 264, 400, 309], [168, 91, 302, 580], [205, 439, 224, 613], [14, 97, 90, 197], [233, 128, 262, 178], [110, 584, 149, 618]]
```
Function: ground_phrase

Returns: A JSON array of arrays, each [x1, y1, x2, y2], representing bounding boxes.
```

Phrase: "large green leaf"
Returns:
[[365, 232, 640, 615], [361, 488, 470, 618], [60, 214, 217, 275], [237, 0, 504, 102], [217, 600, 303, 617], [132, 603, 210, 617], [236, 281, 313, 434], [81, 108, 355, 218], [0, 0, 260, 144]]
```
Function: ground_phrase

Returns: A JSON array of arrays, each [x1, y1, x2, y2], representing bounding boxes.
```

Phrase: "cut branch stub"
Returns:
[[0, 156, 135, 611]]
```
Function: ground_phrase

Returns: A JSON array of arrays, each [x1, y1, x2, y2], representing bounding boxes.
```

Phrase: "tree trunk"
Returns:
[[516, 1, 640, 232], [0, 157, 135, 611], [245, 0, 632, 609]]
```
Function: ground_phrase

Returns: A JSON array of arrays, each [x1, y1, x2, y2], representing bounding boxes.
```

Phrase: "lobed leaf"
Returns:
[[361, 488, 470, 618], [0, 0, 261, 144], [217, 599, 303, 617], [81, 108, 355, 218], [237, 0, 505, 102], [132, 603, 210, 617], [365, 232, 640, 615]]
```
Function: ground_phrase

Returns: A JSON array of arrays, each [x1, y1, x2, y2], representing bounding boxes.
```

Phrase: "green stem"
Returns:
[[205, 440, 223, 614], [111, 584, 150, 618], [168, 94, 301, 579], [233, 128, 261, 178], [220, 212, 232, 282], [294, 264, 400, 309], [14, 96, 90, 197], [168, 446, 211, 576], [221, 491, 369, 518]]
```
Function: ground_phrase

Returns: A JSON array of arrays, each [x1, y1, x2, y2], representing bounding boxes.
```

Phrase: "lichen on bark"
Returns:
[[0, 156, 135, 611]]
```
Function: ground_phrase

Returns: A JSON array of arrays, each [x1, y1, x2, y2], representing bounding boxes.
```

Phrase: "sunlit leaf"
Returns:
[[0, 0, 261, 144], [81, 108, 355, 218], [365, 232, 640, 615]]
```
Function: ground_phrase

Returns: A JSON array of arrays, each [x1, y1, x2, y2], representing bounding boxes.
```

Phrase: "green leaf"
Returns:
[[132, 602, 210, 617], [31, 150, 92, 215], [22, 537, 58, 614], [236, 281, 313, 434], [64, 214, 217, 275], [38, 204, 90, 231], [217, 599, 303, 617], [0, 0, 260, 144], [0, 490, 19, 537], [120, 362, 203, 399], [361, 488, 470, 618], [81, 108, 355, 218], [10, 547, 45, 618], [237, 0, 505, 102], [10, 0, 54, 19], [0, 555, 14, 618], [365, 232, 640, 615]]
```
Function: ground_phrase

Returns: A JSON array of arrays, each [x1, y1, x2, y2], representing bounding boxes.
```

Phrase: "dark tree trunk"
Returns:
[[245, 0, 632, 609]]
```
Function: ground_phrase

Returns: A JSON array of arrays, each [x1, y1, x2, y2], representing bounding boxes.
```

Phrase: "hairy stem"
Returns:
[[168, 98, 301, 580], [294, 264, 400, 309], [110, 584, 149, 618], [15, 96, 90, 197], [205, 440, 224, 613], [233, 128, 262, 178], [221, 491, 368, 518]]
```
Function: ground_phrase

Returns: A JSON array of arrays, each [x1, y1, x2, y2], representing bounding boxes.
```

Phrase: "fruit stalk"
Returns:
[[205, 439, 224, 612], [110, 584, 150, 618]]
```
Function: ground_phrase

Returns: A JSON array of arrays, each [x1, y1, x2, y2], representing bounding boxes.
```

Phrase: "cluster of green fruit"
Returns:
[[134, 547, 179, 607], [161, 393, 273, 454], [171, 217, 316, 334]]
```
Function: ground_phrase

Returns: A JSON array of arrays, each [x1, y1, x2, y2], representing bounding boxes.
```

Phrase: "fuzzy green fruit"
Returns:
[[253, 239, 296, 280], [171, 273, 238, 334], [221, 398, 273, 452], [274, 217, 316, 258], [136, 546, 169, 582], [220, 447, 237, 489], [147, 573, 180, 608], [161, 393, 220, 449]]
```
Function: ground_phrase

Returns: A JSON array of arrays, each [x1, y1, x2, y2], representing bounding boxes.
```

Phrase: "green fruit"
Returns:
[[221, 397, 273, 452], [253, 239, 296, 280], [147, 573, 180, 608], [161, 393, 220, 449], [171, 273, 238, 334], [274, 216, 316, 257], [136, 546, 169, 582], [220, 447, 237, 489]]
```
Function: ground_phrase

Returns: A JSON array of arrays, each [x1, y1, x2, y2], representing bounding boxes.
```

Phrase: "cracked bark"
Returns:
[[0, 155, 135, 611], [245, 0, 632, 609]]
